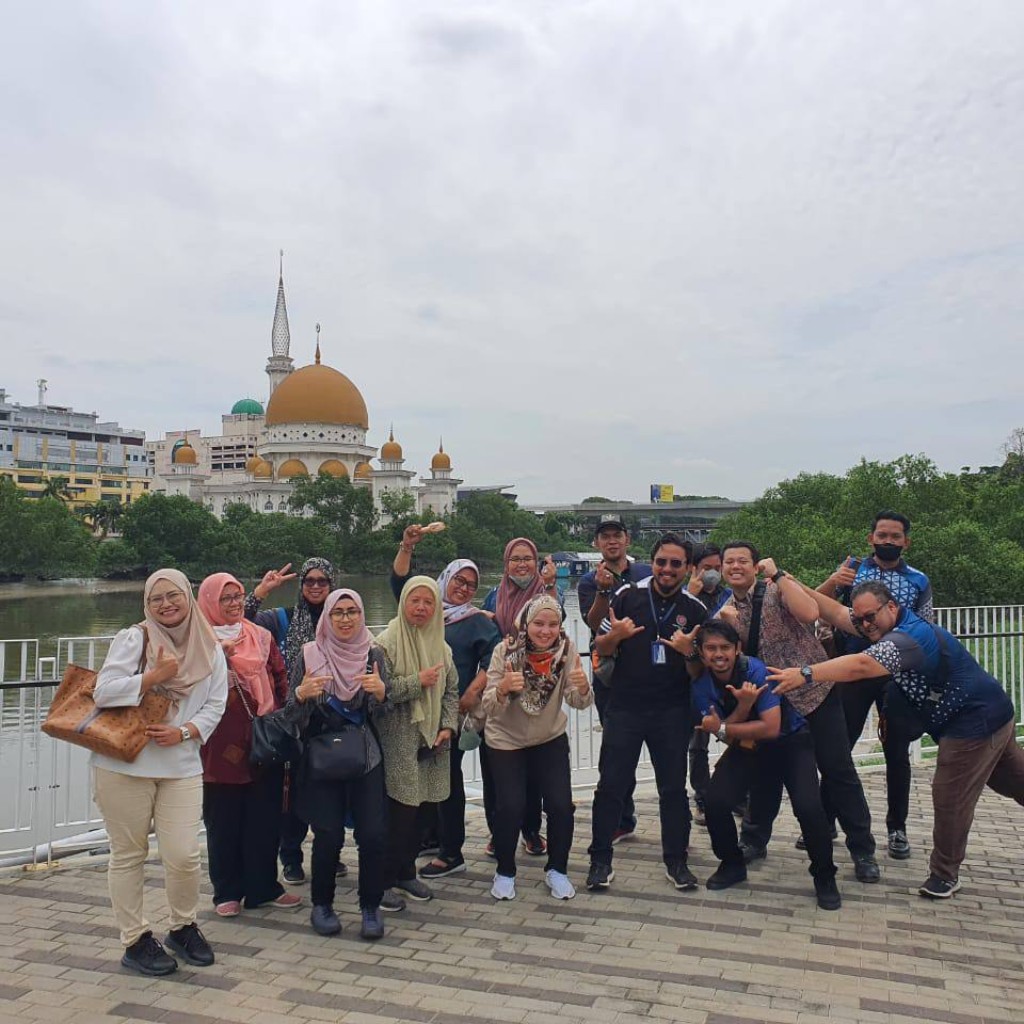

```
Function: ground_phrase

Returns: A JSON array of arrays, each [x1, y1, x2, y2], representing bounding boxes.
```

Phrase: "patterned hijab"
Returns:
[[437, 559, 482, 626], [494, 537, 546, 635], [283, 557, 335, 668], [375, 576, 452, 747], [302, 589, 373, 702], [142, 568, 219, 702], [504, 594, 569, 716]]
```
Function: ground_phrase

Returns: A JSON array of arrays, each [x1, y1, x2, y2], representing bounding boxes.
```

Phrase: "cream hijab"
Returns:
[[143, 568, 219, 701], [375, 576, 451, 747]]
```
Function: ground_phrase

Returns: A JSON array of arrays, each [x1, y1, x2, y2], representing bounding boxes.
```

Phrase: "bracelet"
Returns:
[[400, 544, 413, 554]]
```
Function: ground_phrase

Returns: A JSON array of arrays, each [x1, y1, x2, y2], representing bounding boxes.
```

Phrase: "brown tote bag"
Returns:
[[41, 626, 172, 763]]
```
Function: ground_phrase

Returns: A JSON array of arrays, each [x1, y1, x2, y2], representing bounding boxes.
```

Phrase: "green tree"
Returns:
[[288, 475, 378, 537], [40, 475, 73, 503]]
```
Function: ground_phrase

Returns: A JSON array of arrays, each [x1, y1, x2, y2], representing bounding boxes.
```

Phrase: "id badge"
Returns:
[[651, 642, 666, 666]]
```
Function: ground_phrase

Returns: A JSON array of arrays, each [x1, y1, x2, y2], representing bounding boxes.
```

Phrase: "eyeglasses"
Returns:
[[329, 608, 362, 620], [303, 577, 330, 588], [851, 604, 888, 628], [449, 575, 477, 591], [147, 591, 186, 608], [219, 593, 245, 606], [653, 557, 685, 569], [508, 555, 536, 565]]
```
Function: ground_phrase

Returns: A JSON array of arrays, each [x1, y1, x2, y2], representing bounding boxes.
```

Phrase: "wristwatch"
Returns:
[[179, 725, 193, 743], [716, 722, 728, 743], [799, 665, 814, 686], [771, 569, 788, 583]]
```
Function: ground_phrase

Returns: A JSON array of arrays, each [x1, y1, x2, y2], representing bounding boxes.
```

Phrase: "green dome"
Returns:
[[231, 398, 264, 415]]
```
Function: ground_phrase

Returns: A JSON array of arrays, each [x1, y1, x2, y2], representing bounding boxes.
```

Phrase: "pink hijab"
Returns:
[[302, 589, 373, 701], [198, 573, 275, 714], [494, 537, 547, 636]]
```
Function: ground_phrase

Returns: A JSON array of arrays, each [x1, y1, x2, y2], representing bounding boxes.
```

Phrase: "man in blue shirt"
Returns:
[[692, 621, 841, 910], [816, 510, 934, 860], [771, 580, 1023, 899]]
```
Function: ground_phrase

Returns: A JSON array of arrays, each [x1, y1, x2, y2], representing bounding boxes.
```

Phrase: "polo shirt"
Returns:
[[837, 556, 934, 655], [692, 655, 806, 738]]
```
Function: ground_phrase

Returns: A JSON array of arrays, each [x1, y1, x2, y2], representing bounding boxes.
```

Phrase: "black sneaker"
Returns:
[[739, 842, 767, 864], [395, 877, 433, 902], [888, 830, 911, 860], [521, 832, 547, 856], [282, 863, 306, 885], [665, 860, 698, 891], [380, 889, 407, 912], [310, 904, 341, 936], [918, 874, 961, 899], [419, 855, 466, 879], [360, 907, 385, 940], [121, 931, 177, 977], [814, 876, 842, 911], [585, 862, 614, 890], [165, 923, 214, 967], [706, 861, 747, 891], [854, 855, 881, 883]]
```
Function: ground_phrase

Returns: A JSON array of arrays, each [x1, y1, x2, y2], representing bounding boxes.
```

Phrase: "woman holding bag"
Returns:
[[289, 589, 390, 940], [197, 573, 300, 918], [91, 569, 227, 976]]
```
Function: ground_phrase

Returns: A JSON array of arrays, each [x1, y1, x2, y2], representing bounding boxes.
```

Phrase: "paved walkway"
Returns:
[[0, 768, 1021, 1024]]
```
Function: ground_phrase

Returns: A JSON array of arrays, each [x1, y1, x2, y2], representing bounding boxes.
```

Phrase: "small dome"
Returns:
[[431, 441, 451, 471], [232, 398, 264, 416], [244, 455, 263, 473], [380, 426, 403, 461], [318, 459, 349, 478], [277, 458, 309, 479], [354, 461, 373, 480], [252, 459, 273, 479], [172, 441, 198, 466]]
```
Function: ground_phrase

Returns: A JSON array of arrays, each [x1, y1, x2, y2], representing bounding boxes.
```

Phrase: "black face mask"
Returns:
[[873, 543, 903, 563]]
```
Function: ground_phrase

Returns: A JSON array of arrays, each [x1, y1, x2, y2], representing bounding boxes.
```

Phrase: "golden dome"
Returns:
[[252, 459, 273, 479], [172, 441, 198, 466], [431, 441, 451, 471], [277, 458, 309, 479], [264, 353, 368, 429], [354, 461, 373, 480], [244, 455, 263, 473], [380, 426, 403, 461], [318, 459, 348, 478]]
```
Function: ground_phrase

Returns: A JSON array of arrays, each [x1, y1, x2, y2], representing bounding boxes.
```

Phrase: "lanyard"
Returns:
[[647, 586, 677, 639]]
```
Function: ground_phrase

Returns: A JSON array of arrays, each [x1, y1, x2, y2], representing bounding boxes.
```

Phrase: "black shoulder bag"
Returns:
[[744, 581, 767, 658], [304, 653, 375, 783]]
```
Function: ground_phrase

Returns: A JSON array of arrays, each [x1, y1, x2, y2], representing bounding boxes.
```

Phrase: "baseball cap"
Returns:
[[594, 513, 628, 535]]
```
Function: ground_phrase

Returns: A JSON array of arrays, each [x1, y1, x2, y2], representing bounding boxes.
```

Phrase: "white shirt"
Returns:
[[91, 625, 228, 779]]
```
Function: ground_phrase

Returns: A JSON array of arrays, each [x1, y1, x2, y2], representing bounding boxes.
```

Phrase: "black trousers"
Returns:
[[488, 733, 574, 877], [688, 729, 711, 806], [834, 678, 921, 833], [479, 740, 542, 840], [709, 729, 835, 880], [203, 770, 285, 908], [437, 746, 467, 860], [280, 763, 310, 869], [589, 703, 691, 866], [309, 764, 387, 910], [742, 688, 875, 858], [383, 797, 422, 889], [594, 680, 637, 829]]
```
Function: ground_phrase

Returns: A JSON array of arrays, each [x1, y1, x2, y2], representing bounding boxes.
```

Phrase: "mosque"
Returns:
[[147, 260, 462, 521]]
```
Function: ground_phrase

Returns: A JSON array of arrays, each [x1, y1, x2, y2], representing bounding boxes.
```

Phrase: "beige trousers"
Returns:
[[93, 768, 203, 946]]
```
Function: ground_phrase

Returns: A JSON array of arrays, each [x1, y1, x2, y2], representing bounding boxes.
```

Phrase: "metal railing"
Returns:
[[2, 604, 1022, 862]]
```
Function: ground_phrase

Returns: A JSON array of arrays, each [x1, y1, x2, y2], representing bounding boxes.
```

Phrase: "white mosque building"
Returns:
[[148, 259, 462, 521]]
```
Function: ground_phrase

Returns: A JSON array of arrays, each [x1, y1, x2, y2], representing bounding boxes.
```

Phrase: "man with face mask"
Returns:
[[817, 511, 934, 861]]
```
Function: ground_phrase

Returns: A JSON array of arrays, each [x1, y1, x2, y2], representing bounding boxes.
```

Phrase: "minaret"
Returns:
[[266, 250, 294, 397]]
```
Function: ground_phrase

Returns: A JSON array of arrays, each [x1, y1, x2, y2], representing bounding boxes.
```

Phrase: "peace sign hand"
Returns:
[[254, 563, 296, 600]]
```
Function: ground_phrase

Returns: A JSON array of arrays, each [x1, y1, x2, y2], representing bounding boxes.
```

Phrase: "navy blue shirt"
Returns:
[[691, 656, 806, 738], [837, 556, 934, 655]]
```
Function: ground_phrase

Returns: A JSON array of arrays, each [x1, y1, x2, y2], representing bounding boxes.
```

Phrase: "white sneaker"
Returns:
[[490, 873, 516, 901], [545, 869, 576, 900]]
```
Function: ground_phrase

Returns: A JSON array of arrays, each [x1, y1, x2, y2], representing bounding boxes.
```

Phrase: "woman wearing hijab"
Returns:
[[373, 576, 459, 910], [91, 569, 227, 977], [289, 589, 390, 940], [197, 573, 299, 918], [482, 594, 593, 902], [244, 556, 335, 884]]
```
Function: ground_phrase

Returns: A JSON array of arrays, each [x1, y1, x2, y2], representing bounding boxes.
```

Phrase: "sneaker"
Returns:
[[121, 931, 177, 977], [814, 876, 842, 911], [853, 855, 881, 884], [336, 860, 349, 878], [165, 923, 214, 967], [739, 842, 767, 865], [360, 907, 385, 940], [665, 860, 698, 891], [419, 855, 467, 879], [521, 832, 547, 856], [545, 870, 576, 900], [395, 877, 433, 902], [706, 861, 747, 891], [310, 904, 342, 936], [918, 874, 961, 899], [692, 802, 707, 827], [490, 873, 516, 900], [215, 900, 241, 918], [795, 825, 838, 850], [282, 864, 306, 885], [484, 839, 497, 860], [585, 862, 614, 890], [888, 830, 911, 860], [380, 889, 407, 912], [269, 892, 303, 909], [611, 826, 636, 845]]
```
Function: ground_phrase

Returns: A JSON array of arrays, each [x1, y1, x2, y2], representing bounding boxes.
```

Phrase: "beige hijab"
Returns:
[[375, 576, 451, 747], [143, 568, 219, 701]]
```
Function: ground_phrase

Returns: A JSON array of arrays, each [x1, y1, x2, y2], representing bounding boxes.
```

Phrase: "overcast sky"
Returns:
[[3, 1, 1022, 503]]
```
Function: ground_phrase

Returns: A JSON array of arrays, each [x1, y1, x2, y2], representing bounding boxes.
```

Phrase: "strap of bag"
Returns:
[[232, 673, 255, 721], [744, 581, 767, 658]]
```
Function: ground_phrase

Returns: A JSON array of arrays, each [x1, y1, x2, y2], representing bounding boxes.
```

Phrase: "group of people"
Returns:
[[87, 508, 1023, 978]]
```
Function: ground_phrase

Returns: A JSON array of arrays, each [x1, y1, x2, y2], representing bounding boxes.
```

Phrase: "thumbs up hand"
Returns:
[[146, 646, 179, 688], [500, 655, 525, 698], [357, 662, 386, 701], [568, 654, 590, 696]]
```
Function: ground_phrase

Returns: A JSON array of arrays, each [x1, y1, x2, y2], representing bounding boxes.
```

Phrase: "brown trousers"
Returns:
[[930, 719, 1024, 881]]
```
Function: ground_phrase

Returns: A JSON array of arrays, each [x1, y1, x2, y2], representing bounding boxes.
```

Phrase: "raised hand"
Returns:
[[717, 603, 739, 626], [500, 657, 525, 698], [595, 561, 616, 592], [658, 624, 701, 657], [756, 557, 779, 579], [726, 680, 767, 709], [540, 554, 557, 587], [419, 663, 444, 689], [146, 645, 179, 687], [254, 562, 296, 600], [568, 654, 590, 695], [402, 524, 424, 548], [829, 559, 858, 588], [357, 663, 386, 701], [608, 606, 644, 641]]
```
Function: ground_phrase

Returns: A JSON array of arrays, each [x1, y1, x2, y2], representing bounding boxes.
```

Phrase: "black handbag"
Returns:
[[305, 724, 373, 782], [232, 681, 304, 770]]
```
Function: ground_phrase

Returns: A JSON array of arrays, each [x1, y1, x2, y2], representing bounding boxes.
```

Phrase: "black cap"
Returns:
[[594, 513, 628, 536]]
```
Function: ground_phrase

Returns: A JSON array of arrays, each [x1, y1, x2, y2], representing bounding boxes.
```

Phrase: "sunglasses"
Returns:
[[653, 557, 685, 569], [303, 577, 330, 588], [851, 604, 888, 628]]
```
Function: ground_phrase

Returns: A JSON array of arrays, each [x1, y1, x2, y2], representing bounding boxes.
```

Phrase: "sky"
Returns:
[[2, 0, 1022, 504]]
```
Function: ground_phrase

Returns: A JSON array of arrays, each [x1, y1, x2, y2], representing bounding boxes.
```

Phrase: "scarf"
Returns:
[[143, 568, 219, 702], [494, 537, 546, 635], [503, 594, 569, 716], [437, 559, 482, 626], [282, 557, 335, 668], [302, 589, 373, 702], [197, 573, 275, 714], [375, 576, 451, 746]]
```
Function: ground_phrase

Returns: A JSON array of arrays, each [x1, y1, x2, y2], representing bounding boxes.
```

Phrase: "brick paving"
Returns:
[[0, 768, 1021, 1024]]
